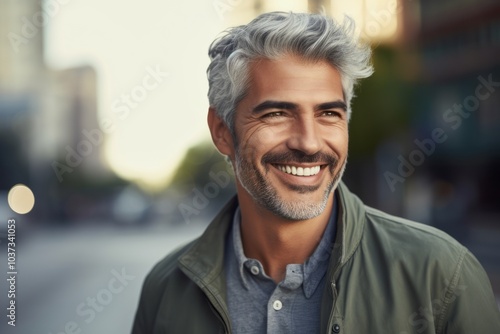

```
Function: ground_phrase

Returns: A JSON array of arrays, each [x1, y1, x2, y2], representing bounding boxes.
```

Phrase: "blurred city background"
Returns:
[[0, 0, 499, 332]]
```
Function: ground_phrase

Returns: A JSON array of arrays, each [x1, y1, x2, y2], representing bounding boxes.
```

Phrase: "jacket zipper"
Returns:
[[326, 281, 338, 333], [179, 263, 231, 333], [205, 290, 231, 333], [325, 257, 343, 334]]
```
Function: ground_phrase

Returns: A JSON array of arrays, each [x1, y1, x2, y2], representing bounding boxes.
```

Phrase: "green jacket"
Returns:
[[132, 182, 500, 333]]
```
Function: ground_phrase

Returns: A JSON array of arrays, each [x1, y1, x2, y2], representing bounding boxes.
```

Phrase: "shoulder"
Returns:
[[137, 196, 237, 308], [132, 238, 199, 333], [363, 205, 466, 257], [358, 204, 473, 296], [360, 207, 500, 331]]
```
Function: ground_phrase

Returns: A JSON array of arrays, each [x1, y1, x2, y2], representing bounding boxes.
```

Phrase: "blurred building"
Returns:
[[398, 0, 500, 229], [0, 0, 108, 220], [224, 0, 399, 42]]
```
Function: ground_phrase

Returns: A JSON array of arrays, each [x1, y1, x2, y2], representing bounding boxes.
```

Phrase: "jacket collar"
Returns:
[[178, 196, 237, 290], [178, 181, 366, 292], [177, 197, 237, 331], [330, 181, 366, 273]]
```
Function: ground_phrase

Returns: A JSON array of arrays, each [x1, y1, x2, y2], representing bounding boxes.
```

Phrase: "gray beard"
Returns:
[[233, 149, 346, 221]]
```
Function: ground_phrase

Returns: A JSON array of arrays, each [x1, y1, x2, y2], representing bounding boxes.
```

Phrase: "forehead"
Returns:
[[245, 55, 344, 102]]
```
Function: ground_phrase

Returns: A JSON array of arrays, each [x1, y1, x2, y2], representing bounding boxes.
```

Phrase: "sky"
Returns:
[[45, 0, 228, 189], [44, 0, 398, 190]]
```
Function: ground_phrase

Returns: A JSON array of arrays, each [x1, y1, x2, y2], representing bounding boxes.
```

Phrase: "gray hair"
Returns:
[[207, 11, 373, 132]]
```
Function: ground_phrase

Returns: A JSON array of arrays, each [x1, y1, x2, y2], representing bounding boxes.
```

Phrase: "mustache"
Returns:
[[261, 150, 338, 166]]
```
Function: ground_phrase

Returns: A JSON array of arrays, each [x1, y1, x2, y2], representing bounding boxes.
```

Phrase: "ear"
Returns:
[[207, 107, 235, 159]]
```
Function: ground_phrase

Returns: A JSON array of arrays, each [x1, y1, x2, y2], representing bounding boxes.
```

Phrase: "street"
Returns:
[[0, 221, 206, 334]]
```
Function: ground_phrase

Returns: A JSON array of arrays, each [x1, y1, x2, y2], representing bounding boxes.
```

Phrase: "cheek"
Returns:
[[339, 132, 349, 153], [323, 126, 348, 152], [239, 125, 282, 156], [254, 127, 281, 144]]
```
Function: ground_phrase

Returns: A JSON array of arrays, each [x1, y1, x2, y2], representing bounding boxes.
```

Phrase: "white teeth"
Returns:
[[277, 165, 321, 176]]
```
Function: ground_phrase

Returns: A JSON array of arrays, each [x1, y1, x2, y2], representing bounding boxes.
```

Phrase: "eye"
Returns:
[[261, 111, 285, 118], [321, 110, 342, 117]]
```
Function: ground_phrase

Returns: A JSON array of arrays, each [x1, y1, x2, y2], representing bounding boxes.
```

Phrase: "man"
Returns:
[[132, 12, 500, 333]]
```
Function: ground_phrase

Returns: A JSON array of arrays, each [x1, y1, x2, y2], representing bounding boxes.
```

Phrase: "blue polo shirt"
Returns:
[[224, 197, 338, 333]]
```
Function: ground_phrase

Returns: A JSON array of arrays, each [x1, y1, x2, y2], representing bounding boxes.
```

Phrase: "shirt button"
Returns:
[[250, 265, 259, 275], [332, 324, 340, 333], [272, 300, 283, 311]]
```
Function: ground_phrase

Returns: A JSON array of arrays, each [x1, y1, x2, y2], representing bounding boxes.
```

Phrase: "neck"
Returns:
[[237, 189, 335, 283]]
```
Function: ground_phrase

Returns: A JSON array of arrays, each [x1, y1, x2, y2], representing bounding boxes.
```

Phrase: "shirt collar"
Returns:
[[230, 206, 252, 289], [229, 195, 338, 297]]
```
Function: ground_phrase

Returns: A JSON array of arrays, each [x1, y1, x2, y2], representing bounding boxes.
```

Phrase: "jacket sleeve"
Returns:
[[130, 242, 193, 334], [131, 271, 161, 334], [131, 275, 150, 334], [439, 249, 500, 334]]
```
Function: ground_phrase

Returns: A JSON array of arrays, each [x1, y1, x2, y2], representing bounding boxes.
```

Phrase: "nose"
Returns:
[[286, 116, 323, 155]]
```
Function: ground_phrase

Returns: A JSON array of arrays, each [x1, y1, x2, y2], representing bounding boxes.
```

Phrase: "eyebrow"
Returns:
[[316, 101, 347, 112], [252, 101, 298, 114], [251, 100, 347, 114]]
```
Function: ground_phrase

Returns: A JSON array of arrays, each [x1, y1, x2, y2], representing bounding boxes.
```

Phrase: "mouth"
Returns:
[[272, 164, 324, 177]]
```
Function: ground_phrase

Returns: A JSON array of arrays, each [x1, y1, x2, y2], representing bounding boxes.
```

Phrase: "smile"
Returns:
[[274, 164, 322, 176]]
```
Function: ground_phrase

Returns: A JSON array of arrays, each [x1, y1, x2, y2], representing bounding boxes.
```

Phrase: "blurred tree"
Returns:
[[169, 141, 234, 193], [349, 45, 416, 157]]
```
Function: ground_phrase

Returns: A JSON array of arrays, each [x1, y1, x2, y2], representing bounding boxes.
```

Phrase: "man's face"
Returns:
[[228, 55, 348, 220]]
